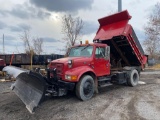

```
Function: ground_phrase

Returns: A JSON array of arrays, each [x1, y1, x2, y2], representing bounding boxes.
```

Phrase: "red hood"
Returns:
[[51, 57, 91, 64]]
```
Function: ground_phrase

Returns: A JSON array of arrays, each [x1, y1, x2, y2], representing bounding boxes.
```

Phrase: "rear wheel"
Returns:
[[127, 69, 139, 87], [76, 75, 94, 101]]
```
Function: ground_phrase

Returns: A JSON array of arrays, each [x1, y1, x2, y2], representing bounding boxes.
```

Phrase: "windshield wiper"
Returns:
[[81, 44, 90, 51]]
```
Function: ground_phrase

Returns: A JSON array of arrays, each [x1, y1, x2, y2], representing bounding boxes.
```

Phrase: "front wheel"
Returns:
[[76, 75, 95, 101], [127, 69, 139, 87]]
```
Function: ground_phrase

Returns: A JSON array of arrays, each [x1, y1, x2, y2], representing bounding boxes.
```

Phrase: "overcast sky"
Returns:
[[0, 0, 159, 54]]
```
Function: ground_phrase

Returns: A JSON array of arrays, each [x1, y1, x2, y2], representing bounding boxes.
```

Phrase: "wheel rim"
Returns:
[[83, 80, 93, 97], [133, 73, 138, 83]]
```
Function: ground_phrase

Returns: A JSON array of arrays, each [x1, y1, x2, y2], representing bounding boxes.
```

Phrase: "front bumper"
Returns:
[[57, 80, 75, 90], [46, 80, 75, 96], [46, 68, 75, 96]]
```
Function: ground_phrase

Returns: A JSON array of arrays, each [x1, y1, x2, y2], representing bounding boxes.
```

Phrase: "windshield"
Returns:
[[68, 45, 93, 57]]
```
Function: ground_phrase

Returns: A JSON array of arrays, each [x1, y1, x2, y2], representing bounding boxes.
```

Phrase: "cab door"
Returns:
[[93, 46, 110, 76]]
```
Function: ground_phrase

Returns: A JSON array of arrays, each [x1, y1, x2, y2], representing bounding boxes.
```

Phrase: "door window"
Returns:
[[95, 47, 105, 58]]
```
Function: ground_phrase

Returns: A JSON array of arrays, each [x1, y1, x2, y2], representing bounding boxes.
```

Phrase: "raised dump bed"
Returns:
[[93, 10, 146, 68]]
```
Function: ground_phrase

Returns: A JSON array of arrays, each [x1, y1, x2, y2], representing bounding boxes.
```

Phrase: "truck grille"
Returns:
[[51, 63, 63, 74]]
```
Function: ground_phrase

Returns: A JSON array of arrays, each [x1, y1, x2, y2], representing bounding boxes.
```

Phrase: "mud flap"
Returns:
[[3, 66, 46, 113]]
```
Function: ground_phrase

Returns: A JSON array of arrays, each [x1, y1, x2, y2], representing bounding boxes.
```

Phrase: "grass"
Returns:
[[149, 64, 160, 70]]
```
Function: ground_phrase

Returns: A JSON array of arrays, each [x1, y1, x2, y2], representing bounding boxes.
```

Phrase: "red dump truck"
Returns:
[[3, 10, 147, 113]]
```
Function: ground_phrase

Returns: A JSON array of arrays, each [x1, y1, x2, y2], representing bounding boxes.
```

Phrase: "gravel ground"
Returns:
[[0, 70, 160, 120]]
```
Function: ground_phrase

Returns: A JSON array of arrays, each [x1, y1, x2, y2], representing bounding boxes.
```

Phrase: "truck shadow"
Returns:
[[98, 84, 126, 94], [44, 84, 128, 102]]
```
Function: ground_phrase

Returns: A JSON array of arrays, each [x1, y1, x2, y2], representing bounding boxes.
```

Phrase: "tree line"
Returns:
[[144, 2, 160, 59]]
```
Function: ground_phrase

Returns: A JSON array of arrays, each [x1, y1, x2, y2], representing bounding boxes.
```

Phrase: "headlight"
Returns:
[[68, 59, 73, 68], [65, 75, 77, 81], [68, 59, 72, 64], [65, 75, 71, 80]]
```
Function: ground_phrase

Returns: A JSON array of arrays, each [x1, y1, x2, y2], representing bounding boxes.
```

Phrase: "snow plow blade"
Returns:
[[3, 66, 46, 113]]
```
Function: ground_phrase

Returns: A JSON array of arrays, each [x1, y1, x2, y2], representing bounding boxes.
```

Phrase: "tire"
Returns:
[[76, 75, 94, 101], [127, 69, 139, 87]]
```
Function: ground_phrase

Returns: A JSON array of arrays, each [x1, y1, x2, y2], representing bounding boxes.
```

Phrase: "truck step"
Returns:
[[98, 77, 111, 82]]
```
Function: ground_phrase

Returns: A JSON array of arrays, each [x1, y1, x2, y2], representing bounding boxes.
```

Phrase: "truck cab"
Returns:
[[50, 42, 110, 82]]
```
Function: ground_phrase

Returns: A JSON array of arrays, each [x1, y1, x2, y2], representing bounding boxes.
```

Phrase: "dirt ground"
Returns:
[[0, 70, 160, 120]]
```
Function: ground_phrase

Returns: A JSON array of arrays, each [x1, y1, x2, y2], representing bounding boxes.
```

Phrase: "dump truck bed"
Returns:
[[94, 10, 146, 67]]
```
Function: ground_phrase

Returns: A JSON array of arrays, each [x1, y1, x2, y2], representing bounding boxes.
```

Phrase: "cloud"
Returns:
[[0, 3, 51, 19], [18, 23, 31, 31], [0, 21, 7, 29], [4, 41, 23, 46], [10, 26, 22, 32], [133, 27, 146, 42], [0, 35, 22, 46], [4, 35, 16, 41], [0, 10, 8, 17], [129, 0, 141, 7], [12, 4, 51, 19], [42, 37, 60, 43], [10, 4, 30, 19], [83, 21, 99, 35], [0, 35, 23, 47], [30, 0, 94, 13], [10, 23, 31, 32]]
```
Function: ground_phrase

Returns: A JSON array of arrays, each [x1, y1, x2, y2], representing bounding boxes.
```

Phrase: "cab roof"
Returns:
[[72, 43, 107, 48]]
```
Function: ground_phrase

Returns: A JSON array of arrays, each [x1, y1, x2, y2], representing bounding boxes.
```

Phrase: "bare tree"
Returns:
[[20, 31, 32, 54], [61, 14, 84, 49], [33, 38, 43, 55], [20, 31, 43, 55], [143, 2, 160, 58]]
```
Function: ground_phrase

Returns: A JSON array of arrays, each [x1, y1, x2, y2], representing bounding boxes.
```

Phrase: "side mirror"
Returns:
[[105, 46, 110, 60]]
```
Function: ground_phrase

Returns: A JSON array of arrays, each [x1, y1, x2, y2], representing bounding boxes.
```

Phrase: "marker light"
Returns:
[[65, 75, 78, 81], [85, 40, 89, 44]]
